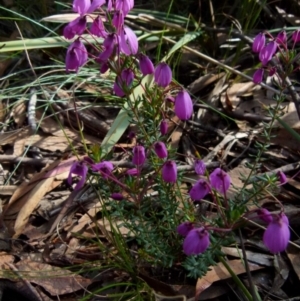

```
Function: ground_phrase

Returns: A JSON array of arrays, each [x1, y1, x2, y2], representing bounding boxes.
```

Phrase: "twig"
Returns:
[[0, 155, 52, 166]]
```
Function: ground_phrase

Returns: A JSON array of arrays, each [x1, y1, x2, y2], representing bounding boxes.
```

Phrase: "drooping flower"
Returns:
[[209, 168, 231, 194], [112, 11, 124, 33], [115, 0, 134, 16], [277, 170, 287, 185], [276, 31, 287, 46], [160, 119, 168, 136], [194, 159, 206, 175], [174, 90, 193, 120], [263, 213, 290, 253], [120, 27, 138, 55], [138, 54, 154, 75], [111, 192, 124, 200], [90, 16, 107, 38], [132, 146, 146, 165], [189, 179, 210, 201], [92, 161, 114, 179], [292, 30, 300, 43], [126, 168, 139, 176], [183, 227, 210, 255], [253, 68, 264, 84], [63, 16, 87, 39], [97, 34, 117, 63], [252, 33, 265, 53], [257, 208, 273, 223], [73, 0, 105, 15], [154, 142, 168, 159], [162, 160, 177, 183], [154, 62, 172, 87], [177, 222, 194, 237], [259, 41, 277, 65], [66, 39, 88, 73], [67, 161, 88, 191], [113, 68, 134, 97]]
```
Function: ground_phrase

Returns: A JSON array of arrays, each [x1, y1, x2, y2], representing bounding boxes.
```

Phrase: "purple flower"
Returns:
[[162, 160, 177, 183], [154, 142, 168, 158], [90, 16, 107, 38], [113, 68, 134, 97], [97, 34, 117, 63], [252, 33, 265, 53], [183, 227, 210, 255], [111, 193, 124, 200], [259, 41, 277, 65], [189, 179, 210, 201], [194, 159, 206, 175], [253, 68, 264, 84], [277, 170, 287, 185], [269, 66, 276, 76], [263, 213, 290, 253], [66, 39, 88, 73], [292, 30, 300, 43], [120, 27, 138, 55], [132, 146, 146, 165], [126, 168, 139, 176], [257, 208, 273, 223], [112, 11, 124, 33], [276, 31, 287, 46], [73, 0, 105, 15], [139, 54, 154, 75], [63, 16, 87, 39], [154, 62, 172, 87], [160, 119, 168, 136], [177, 222, 194, 236], [209, 168, 231, 194], [174, 90, 193, 120], [92, 161, 113, 179], [115, 0, 134, 15], [67, 161, 88, 191]]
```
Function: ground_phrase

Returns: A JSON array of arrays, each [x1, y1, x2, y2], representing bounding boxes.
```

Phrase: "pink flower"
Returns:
[[111, 193, 124, 200], [154, 62, 172, 87], [276, 31, 287, 46], [73, 0, 105, 15], [174, 90, 193, 120], [160, 119, 168, 136], [194, 159, 206, 175], [63, 16, 87, 39], [115, 0, 134, 16], [263, 213, 290, 253], [209, 168, 231, 194], [92, 161, 113, 179], [139, 54, 154, 75], [183, 228, 210, 255], [257, 208, 273, 223], [126, 168, 139, 176], [113, 68, 134, 97], [132, 146, 146, 165], [66, 39, 88, 73], [252, 33, 265, 53], [154, 142, 168, 158], [67, 161, 88, 191], [277, 170, 287, 185], [112, 11, 124, 33], [292, 30, 300, 43], [120, 27, 138, 55], [189, 179, 210, 201], [97, 34, 117, 63], [259, 41, 277, 65], [162, 160, 177, 183], [90, 16, 107, 38], [253, 68, 264, 84], [177, 222, 194, 237]]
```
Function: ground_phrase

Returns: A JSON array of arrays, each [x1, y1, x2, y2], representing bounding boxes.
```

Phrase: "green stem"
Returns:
[[218, 256, 253, 301]]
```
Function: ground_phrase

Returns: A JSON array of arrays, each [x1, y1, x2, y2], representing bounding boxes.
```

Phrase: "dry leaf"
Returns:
[[195, 259, 263, 299], [12, 100, 27, 128]]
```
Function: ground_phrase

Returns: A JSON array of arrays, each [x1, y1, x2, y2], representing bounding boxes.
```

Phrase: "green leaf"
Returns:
[[100, 75, 154, 158]]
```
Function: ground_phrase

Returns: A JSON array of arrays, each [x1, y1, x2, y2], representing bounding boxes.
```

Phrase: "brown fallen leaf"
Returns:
[[195, 259, 263, 299], [15, 260, 92, 296]]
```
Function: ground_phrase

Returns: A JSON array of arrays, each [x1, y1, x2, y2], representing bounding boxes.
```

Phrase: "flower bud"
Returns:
[[277, 170, 287, 185], [209, 168, 231, 194], [139, 54, 154, 75], [253, 68, 264, 84], [194, 159, 206, 175], [252, 32, 265, 53], [189, 179, 210, 201], [183, 227, 210, 255], [92, 161, 114, 179], [154, 62, 172, 87], [160, 120, 168, 136], [154, 142, 168, 158], [257, 208, 273, 223], [174, 90, 193, 120], [292, 30, 300, 43], [162, 160, 177, 183], [111, 193, 124, 200], [259, 42, 277, 65], [132, 146, 146, 165], [276, 31, 287, 46]]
